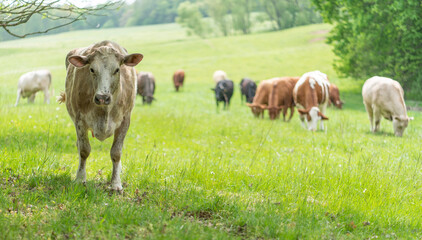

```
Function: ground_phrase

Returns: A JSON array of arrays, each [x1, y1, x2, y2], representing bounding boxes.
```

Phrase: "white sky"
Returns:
[[69, 0, 135, 7]]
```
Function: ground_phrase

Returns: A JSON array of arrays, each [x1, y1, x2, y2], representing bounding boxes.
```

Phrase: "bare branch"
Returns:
[[0, 0, 123, 38]]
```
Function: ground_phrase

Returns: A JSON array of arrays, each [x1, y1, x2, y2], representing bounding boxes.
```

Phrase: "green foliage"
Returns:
[[0, 23, 422, 238], [176, 2, 208, 38], [312, 0, 422, 99], [229, 0, 254, 34], [205, 0, 231, 36], [260, 0, 322, 30]]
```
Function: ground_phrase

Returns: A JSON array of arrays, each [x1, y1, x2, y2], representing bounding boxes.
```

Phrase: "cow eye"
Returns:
[[90, 68, 94, 73], [114, 68, 120, 75]]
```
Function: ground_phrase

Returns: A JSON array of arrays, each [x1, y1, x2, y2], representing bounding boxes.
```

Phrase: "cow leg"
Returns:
[[373, 106, 381, 132], [319, 105, 328, 131], [282, 107, 288, 121], [299, 114, 307, 129], [43, 87, 50, 104], [110, 116, 130, 191], [15, 89, 21, 106], [364, 102, 374, 131], [287, 106, 294, 122], [75, 122, 91, 183], [28, 93, 36, 103]]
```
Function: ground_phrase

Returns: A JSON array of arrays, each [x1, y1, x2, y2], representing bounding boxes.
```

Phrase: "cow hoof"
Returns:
[[109, 184, 123, 194]]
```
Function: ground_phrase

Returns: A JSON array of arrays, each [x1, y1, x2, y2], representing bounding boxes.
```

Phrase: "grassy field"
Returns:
[[1, 23, 421, 239]]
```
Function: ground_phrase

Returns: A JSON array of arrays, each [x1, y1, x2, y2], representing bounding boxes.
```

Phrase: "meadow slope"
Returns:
[[0, 23, 421, 239]]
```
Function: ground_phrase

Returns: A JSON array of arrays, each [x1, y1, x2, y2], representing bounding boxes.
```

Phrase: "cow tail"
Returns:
[[57, 92, 66, 104], [48, 72, 55, 98]]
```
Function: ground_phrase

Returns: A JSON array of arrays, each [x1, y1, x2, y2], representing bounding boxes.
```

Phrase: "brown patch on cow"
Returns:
[[248, 78, 280, 118], [329, 84, 343, 109], [294, 76, 327, 112], [267, 77, 299, 121]]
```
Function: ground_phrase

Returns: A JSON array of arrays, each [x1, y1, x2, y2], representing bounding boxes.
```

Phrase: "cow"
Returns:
[[293, 71, 330, 131], [137, 71, 155, 104], [213, 70, 228, 83], [212, 79, 234, 111], [265, 77, 300, 121], [58, 40, 143, 191], [173, 69, 185, 92], [329, 84, 344, 109], [362, 76, 413, 137], [240, 78, 257, 103], [15, 70, 52, 106], [246, 78, 278, 118]]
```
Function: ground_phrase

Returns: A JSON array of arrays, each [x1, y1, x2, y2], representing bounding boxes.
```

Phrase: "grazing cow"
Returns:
[[240, 78, 257, 103], [329, 84, 344, 109], [213, 70, 228, 83], [293, 71, 330, 131], [15, 70, 52, 106], [212, 79, 234, 111], [59, 40, 143, 191], [246, 78, 277, 118], [362, 76, 413, 137], [173, 69, 185, 92], [137, 72, 155, 104], [265, 77, 300, 121]]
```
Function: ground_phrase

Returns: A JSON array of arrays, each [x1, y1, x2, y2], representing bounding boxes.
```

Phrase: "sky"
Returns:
[[70, 0, 135, 7]]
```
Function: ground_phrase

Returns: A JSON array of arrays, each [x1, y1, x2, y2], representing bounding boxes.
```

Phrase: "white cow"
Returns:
[[213, 70, 228, 83], [362, 76, 413, 137], [15, 70, 52, 106]]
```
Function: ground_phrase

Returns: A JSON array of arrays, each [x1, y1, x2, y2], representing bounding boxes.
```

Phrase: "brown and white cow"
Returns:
[[173, 69, 185, 92], [246, 78, 278, 118], [213, 70, 228, 83], [15, 70, 52, 106], [293, 71, 330, 131], [265, 77, 300, 121], [59, 40, 143, 191], [362, 76, 413, 137], [329, 84, 343, 109]]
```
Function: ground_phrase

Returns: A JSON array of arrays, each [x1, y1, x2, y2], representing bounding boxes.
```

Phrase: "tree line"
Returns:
[[0, 0, 322, 41], [312, 0, 422, 99]]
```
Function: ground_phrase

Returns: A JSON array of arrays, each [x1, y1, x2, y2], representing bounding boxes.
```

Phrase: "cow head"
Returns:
[[264, 105, 283, 120], [298, 107, 328, 131], [393, 116, 413, 137], [68, 47, 143, 106], [247, 103, 266, 117]]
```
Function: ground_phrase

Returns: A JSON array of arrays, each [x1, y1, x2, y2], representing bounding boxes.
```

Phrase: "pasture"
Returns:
[[1, 23, 422, 239]]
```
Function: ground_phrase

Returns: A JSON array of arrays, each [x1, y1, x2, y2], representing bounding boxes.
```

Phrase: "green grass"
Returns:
[[1, 23, 422, 239]]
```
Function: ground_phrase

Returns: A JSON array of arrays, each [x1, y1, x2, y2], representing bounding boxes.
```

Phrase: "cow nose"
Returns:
[[94, 94, 111, 105]]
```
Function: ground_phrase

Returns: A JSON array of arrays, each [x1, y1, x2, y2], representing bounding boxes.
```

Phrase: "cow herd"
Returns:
[[11, 40, 414, 190]]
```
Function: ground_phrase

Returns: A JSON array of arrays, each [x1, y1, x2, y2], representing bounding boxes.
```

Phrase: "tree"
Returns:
[[229, 0, 253, 34], [176, 1, 207, 38], [260, 0, 321, 30], [312, 0, 422, 98], [0, 0, 121, 38], [205, 0, 231, 36]]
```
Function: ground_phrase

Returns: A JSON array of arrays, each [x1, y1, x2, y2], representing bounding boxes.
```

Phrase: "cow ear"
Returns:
[[68, 55, 89, 68], [124, 53, 143, 67], [298, 108, 309, 114], [318, 111, 329, 120]]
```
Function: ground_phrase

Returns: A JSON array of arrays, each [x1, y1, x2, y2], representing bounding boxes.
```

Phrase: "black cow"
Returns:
[[239, 78, 256, 103], [212, 79, 234, 111], [137, 72, 156, 104]]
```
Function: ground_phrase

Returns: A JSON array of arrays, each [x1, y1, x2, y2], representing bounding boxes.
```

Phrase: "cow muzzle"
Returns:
[[94, 94, 111, 105]]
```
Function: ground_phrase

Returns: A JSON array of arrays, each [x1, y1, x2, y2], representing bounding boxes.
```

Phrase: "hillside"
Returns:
[[1, 23, 421, 239]]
